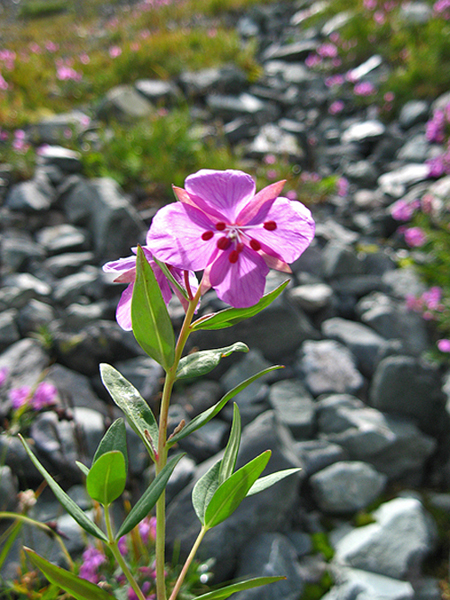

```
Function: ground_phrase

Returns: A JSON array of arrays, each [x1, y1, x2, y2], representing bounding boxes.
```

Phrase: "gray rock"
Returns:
[[36, 224, 89, 255], [0, 465, 18, 511], [397, 134, 430, 162], [165, 411, 302, 582], [246, 123, 305, 161], [322, 242, 364, 279], [52, 266, 100, 306], [322, 566, 414, 600], [321, 317, 388, 377], [5, 173, 55, 212], [377, 164, 430, 198], [344, 160, 379, 187], [65, 302, 107, 329], [60, 177, 145, 261], [399, 1, 432, 24], [0, 338, 50, 396], [164, 455, 196, 504], [287, 283, 334, 312], [112, 356, 163, 404], [0, 309, 20, 351], [382, 267, 426, 300], [38, 145, 82, 173], [297, 340, 364, 397], [72, 407, 105, 462], [206, 93, 275, 124], [309, 461, 387, 514], [28, 110, 90, 145], [370, 355, 447, 436], [179, 66, 247, 98], [399, 101, 429, 129], [268, 379, 315, 439], [293, 439, 348, 477], [262, 40, 318, 62], [316, 394, 436, 482], [264, 60, 313, 86], [43, 251, 95, 278], [233, 533, 305, 600], [46, 362, 107, 414], [341, 120, 385, 145], [17, 299, 56, 337], [356, 292, 429, 355], [96, 85, 154, 121], [135, 79, 181, 105], [347, 54, 383, 82], [1, 230, 45, 274], [334, 496, 437, 580]]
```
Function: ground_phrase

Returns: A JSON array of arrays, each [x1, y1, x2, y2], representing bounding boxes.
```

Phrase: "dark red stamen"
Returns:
[[229, 250, 239, 263], [202, 230, 214, 241], [216, 222, 226, 231], [264, 221, 277, 231], [217, 236, 231, 250], [250, 239, 261, 251]]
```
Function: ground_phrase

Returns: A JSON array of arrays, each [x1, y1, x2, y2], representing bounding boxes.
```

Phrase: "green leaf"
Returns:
[[131, 245, 175, 371], [75, 461, 90, 477], [194, 576, 286, 600], [0, 520, 22, 572], [153, 256, 189, 301], [93, 418, 128, 473], [204, 451, 271, 529], [115, 453, 184, 539], [19, 435, 107, 542], [192, 461, 221, 524], [86, 451, 126, 506], [167, 366, 283, 448], [176, 343, 249, 380], [24, 548, 115, 600], [191, 281, 289, 331], [100, 363, 158, 461], [246, 468, 301, 497], [218, 404, 240, 485]]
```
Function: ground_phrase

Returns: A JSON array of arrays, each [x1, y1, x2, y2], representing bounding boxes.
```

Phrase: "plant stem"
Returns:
[[105, 504, 146, 600], [168, 526, 208, 600], [154, 285, 203, 600]]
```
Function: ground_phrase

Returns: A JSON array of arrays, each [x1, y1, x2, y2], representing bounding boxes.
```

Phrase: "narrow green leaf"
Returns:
[[93, 418, 128, 473], [193, 576, 286, 600], [100, 363, 158, 461], [218, 404, 240, 485], [192, 461, 222, 524], [86, 451, 126, 506], [191, 281, 289, 331], [132, 245, 175, 370], [153, 256, 189, 301], [167, 366, 283, 448], [176, 343, 249, 380], [24, 548, 115, 600], [204, 451, 271, 529], [246, 468, 301, 497], [75, 461, 90, 477], [0, 520, 22, 572], [19, 435, 107, 542], [115, 453, 184, 539]]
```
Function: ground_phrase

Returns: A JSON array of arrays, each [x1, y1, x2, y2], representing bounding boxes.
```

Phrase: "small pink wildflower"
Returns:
[[266, 169, 278, 180], [421, 287, 443, 311], [404, 226, 427, 247], [317, 43, 338, 58], [79, 546, 106, 584], [0, 74, 8, 91], [336, 177, 349, 196], [80, 53, 90, 65], [45, 41, 59, 52], [263, 154, 276, 165], [0, 367, 8, 387], [286, 190, 298, 201], [139, 516, 157, 545], [384, 91, 395, 102], [437, 339, 450, 352], [10, 386, 32, 410], [325, 74, 344, 88], [109, 46, 122, 59], [305, 54, 322, 68], [328, 100, 344, 115], [390, 199, 416, 221], [32, 382, 58, 410], [374, 10, 386, 24], [354, 81, 376, 96], [364, 0, 377, 9]]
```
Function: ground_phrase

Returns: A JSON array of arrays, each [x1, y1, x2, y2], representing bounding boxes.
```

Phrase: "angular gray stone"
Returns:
[[43, 251, 95, 278], [334, 496, 437, 580], [341, 120, 385, 145], [268, 379, 315, 439], [321, 317, 388, 377], [28, 110, 90, 145], [262, 40, 318, 62], [246, 123, 305, 161], [378, 164, 430, 198], [297, 340, 364, 397], [5, 173, 55, 212], [97, 85, 154, 121], [399, 100, 429, 129], [52, 266, 100, 306], [38, 145, 82, 173], [287, 283, 334, 313], [1, 230, 45, 274], [293, 439, 348, 477], [46, 363, 107, 414], [36, 224, 89, 255], [0, 309, 20, 351], [113, 356, 163, 404], [135, 79, 181, 105], [309, 461, 387, 514], [316, 394, 437, 482], [0, 338, 50, 397], [72, 407, 105, 462], [322, 242, 364, 279], [370, 355, 447, 436], [17, 299, 56, 337], [322, 567, 414, 600], [206, 93, 274, 123], [179, 65, 247, 98], [0, 466, 18, 511], [233, 533, 305, 600]]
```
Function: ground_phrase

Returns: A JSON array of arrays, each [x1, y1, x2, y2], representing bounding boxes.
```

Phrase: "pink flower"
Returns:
[[421, 287, 443, 311], [384, 91, 395, 102], [325, 74, 344, 88], [404, 226, 427, 247], [354, 82, 376, 96], [317, 43, 338, 58], [109, 46, 122, 58], [32, 382, 58, 410], [79, 546, 106, 583], [10, 386, 32, 410], [374, 10, 386, 24], [364, 0, 377, 9], [139, 516, 156, 545], [103, 247, 198, 330], [390, 199, 416, 221], [437, 339, 450, 352], [328, 100, 344, 115], [0, 367, 8, 387], [0, 73, 8, 90], [147, 170, 315, 308], [336, 177, 349, 197], [305, 54, 322, 68], [263, 154, 276, 165]]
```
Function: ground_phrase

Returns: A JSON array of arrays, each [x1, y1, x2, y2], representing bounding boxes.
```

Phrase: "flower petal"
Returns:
[[250, 197, 315, 264], [116, 283, 134, 331], [147, 202, 218, 271], [184, 169, 256, 222], [236, 179, 286, 225], [103, 255, 137, 282], [209, 246, 269, 308]]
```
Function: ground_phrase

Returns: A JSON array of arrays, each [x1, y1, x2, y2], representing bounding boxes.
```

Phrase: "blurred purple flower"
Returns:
[[32, 382, 58, 410], [437, 339, 450, 352], [353, 81, 376, 96], [79, 546, 106, 584], [328, 100, 344, 115], [10, 386, 32, 410], [404, 226, 427, 247]]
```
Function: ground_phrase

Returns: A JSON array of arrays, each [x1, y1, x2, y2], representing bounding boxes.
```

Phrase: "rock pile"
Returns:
[[0, 2, 449, 599]]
